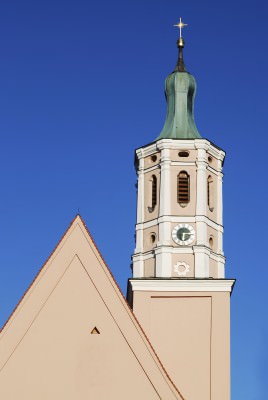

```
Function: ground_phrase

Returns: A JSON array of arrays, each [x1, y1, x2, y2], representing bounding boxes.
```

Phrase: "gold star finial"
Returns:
[[174, 17, 188, 38]]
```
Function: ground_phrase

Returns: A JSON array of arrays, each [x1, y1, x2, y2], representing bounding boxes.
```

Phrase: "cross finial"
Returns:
[[174, 17, 188, 38]]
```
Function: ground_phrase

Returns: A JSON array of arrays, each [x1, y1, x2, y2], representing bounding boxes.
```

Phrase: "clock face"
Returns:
[[172, 224, 195, 245]]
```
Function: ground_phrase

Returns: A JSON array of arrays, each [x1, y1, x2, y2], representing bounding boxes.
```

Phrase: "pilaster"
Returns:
[[136, 154, 145, 224], [196, 145, 208, 216], [132, 253, 144, 278], [193, 245, 210, 277], [159, 147, 171, 216], [217, 172, 223, 225]]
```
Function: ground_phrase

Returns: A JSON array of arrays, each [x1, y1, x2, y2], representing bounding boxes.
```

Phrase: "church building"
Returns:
[[0, 20, 235, 400]]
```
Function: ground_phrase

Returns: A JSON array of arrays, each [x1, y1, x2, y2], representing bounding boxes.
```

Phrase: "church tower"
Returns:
[[128, 20, 235, 400]]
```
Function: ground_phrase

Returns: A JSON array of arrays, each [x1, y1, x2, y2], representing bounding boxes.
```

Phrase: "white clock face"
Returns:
[[172, 224, 195, 245]]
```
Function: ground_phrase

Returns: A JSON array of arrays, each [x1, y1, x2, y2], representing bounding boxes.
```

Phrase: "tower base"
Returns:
[[127, 278, 235, 400]]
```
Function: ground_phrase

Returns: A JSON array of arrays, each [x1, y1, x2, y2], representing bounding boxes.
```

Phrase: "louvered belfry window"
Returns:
[[177, 171, 190, 205], [151, 175, 157, 210]]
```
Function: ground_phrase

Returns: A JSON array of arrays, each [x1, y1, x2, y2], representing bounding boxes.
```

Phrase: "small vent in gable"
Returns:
[[91, 327, 100, 334]]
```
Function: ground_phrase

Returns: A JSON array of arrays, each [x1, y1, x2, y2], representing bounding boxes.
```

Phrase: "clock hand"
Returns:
[[181, 232, 192, 241]]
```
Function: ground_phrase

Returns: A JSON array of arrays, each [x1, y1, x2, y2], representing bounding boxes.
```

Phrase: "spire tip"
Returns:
[[173, 17, 188, 39], [173, 17, 188, 72]]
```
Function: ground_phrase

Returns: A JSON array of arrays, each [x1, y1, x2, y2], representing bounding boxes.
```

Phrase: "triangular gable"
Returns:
[[0, 216, 184, 400]]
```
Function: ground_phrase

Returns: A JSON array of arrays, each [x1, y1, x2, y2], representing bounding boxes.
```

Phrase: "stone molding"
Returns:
[[136, 215, 224, 231], [129, 278, 235, 293], [135, 139, 225, 162]]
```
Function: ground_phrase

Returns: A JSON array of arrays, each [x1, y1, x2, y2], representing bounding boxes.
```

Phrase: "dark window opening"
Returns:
[[177, 171, 190, 206], [178, 151, 189, 158], [150, 233, 156, 244], [148, 175, 157, 212], [207, 175, 214, 211]]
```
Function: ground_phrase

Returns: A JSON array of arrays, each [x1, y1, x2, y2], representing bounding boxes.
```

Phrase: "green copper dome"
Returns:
[[156, 38, 201, 140]]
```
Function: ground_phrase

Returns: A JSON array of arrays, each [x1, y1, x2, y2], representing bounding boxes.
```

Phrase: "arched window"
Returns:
[[148, 175, 157, 212], [207, 175, 214, 211], [177, 171, 190, 206]]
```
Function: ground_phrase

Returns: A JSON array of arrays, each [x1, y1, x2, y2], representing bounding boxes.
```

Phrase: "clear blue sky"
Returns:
[[0, 1, 267, 398]]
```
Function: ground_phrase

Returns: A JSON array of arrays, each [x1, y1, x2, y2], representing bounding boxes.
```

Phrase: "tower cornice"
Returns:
[[129, 278, 235, 293], [135, 138, 225, 162]]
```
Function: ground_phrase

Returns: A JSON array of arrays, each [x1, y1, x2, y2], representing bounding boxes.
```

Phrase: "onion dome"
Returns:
[[157, 25, 201, 140]]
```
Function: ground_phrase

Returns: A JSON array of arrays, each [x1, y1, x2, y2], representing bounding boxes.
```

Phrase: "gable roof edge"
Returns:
[[0, 214, 186, 400]]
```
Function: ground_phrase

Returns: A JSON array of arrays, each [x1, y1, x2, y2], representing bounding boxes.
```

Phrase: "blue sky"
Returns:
[[0, 1, 267, 398]]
